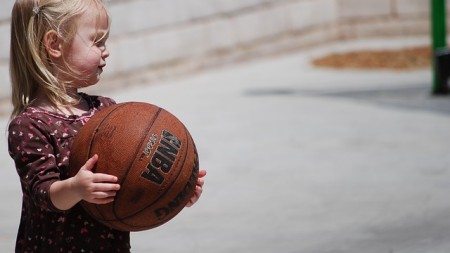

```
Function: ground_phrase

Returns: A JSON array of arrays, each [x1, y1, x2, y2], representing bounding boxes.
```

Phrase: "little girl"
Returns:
[[8, 0, 206, 252]]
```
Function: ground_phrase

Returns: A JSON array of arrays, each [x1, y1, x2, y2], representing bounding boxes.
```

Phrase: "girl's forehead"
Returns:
[[76, 6, 109, 31]]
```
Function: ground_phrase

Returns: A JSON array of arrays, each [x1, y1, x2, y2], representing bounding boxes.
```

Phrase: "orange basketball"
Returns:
[[69, 102, 199, 231]]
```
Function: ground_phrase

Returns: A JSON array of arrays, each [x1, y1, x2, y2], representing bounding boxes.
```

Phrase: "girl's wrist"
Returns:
[[50, 178, 82, 210], [67, 176, 82, 202]]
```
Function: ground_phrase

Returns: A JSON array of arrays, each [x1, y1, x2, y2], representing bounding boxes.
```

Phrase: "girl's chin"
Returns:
[[76, 78, 100, 89]]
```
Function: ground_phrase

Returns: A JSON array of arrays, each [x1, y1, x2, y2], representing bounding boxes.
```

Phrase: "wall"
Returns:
[[0, 0, 440, 101]]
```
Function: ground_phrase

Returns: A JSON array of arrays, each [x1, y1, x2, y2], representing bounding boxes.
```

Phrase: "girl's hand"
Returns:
[[186, 169, 206, 207], [71, 154, 121, 204]]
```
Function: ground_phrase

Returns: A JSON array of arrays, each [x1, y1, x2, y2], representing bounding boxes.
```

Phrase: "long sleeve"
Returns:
[[8, 116, 62, 212]]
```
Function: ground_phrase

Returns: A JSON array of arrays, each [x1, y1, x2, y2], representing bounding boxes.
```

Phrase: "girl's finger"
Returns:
[[92, 191, 117, 199], [186, 187, 202, 207], [92, 183, 120, 192], [82, 154, 98, 171], [196, 178, 204, 187], [92, 173, 118, 183], [198, 170, 207, 178], [90, 197, 115, 204], [195, 185, 202, 196]]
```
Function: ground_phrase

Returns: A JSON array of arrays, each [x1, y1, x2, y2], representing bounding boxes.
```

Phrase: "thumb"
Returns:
[[81, 154, 98, 171]]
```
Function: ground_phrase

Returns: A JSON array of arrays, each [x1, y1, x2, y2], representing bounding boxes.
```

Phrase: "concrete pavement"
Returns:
[[1, 37, 450, 252]]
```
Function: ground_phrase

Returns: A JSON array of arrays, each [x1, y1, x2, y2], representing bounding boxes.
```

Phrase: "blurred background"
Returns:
[[1, 0, 450, 252], [0, 0, 439, 105]]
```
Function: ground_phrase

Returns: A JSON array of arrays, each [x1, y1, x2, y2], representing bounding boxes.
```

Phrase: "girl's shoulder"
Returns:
[[9, 106, 50, 125], [8, 107, 52, 136]]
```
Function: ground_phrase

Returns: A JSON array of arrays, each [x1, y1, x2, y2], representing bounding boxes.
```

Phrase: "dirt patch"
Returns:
[[312, 46, 431, 70]]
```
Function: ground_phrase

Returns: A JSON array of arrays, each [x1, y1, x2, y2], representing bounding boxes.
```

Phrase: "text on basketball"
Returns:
[[141, 130, 181, 184]]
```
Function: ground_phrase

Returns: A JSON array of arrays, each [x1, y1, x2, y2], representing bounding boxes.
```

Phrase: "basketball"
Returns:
[[69, 102, 199, 231]]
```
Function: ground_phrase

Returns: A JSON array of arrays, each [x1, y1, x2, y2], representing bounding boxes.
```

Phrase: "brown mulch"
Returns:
[[312, 46, 431, 70]]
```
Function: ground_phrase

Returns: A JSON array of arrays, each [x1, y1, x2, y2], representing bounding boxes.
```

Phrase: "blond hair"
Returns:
[[9, 0, 109, 117]]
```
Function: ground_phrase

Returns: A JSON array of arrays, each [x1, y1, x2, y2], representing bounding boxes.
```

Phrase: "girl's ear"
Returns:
[[43, 30, 63, 58]]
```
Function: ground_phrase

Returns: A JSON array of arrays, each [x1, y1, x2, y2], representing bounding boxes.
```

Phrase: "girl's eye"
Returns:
[[95, 40, 106, 47], [93, 33, 109, 48]]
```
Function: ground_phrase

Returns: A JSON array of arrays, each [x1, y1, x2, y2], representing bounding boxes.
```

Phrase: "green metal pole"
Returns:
[[431, 0, 447, 94]]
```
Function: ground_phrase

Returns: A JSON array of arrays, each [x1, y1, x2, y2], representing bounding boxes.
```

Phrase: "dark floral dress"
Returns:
[[8, 93, 130, 253]]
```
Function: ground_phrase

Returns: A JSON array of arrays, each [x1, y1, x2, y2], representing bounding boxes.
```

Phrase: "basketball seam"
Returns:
[[83, 103, 130, 222], [115, 119, 190, 227], [112, 106, 163, 224]]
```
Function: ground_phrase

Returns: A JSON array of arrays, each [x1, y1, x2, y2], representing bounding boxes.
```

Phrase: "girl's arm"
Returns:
[[49, 154, 120, 210]]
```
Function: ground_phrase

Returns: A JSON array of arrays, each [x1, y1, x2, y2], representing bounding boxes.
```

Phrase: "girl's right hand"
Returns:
[[71, 154, 121, 204]]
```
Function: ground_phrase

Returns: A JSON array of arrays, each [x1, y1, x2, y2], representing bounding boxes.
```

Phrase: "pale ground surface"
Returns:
[[1, 37, 450, 253]]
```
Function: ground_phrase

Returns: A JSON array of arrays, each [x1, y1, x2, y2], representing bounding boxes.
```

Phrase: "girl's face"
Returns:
[[62, 7, 110, 88]]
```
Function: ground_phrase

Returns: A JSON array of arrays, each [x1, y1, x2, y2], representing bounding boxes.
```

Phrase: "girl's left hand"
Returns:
[[186, 169, 206, 207]]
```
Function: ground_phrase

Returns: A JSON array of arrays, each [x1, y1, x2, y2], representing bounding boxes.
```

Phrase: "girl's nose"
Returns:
[[102, 47, 110, 59]]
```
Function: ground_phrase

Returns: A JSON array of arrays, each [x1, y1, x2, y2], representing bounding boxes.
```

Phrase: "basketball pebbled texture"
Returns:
[[69, 102, 199, 231]]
